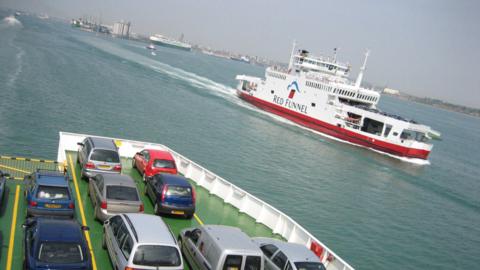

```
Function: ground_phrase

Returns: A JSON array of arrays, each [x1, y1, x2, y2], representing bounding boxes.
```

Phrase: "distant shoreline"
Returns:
[[383, 93, 480, 118]]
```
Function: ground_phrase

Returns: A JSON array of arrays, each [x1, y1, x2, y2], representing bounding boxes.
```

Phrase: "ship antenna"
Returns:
[[355, 49, 370, 89], [333, 47, 339, 63], [287, 40, 296, 73]]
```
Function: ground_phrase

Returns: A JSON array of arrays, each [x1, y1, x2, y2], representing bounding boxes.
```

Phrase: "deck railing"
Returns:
[[57, 131, 354, 270]]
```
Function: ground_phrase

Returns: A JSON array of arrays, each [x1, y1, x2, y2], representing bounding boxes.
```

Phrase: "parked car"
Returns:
[[252, 237, 326, 270], [0, 170, 9, 206], [103, 213, 183, 270], [88, 173, 144, 221], [23, 217, 92, 270], [178, 225, 264, 270], [77, 136, 122, 179], [24, 169, 75, 218], [144, 173, 195, 219], [132, 149, 178, 181]]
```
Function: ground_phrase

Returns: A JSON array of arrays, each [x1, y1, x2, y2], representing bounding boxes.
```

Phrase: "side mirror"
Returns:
[[184, 230, 192, 238], [77, 142, 84, 147]]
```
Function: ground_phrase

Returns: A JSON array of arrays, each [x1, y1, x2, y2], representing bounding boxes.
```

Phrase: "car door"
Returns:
[[260, 244, 279, 270], [105, 216, 124, 267], [147, 176, 160, 201], [183, 229, 206, 270], [118, 234, 133, 269]]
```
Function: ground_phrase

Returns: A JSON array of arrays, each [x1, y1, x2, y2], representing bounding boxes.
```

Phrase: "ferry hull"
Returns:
[[239, 91, 430, 160], [150, 40, 192, 51]]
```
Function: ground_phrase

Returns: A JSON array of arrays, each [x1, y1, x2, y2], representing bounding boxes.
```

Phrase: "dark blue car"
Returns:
[[25, 169, 75, 218], [145, 173, 196, 219], [0, 170, 9, 206], [23, 217, 92, 270]]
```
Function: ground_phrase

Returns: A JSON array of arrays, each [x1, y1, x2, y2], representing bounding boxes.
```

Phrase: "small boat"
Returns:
[[146, 43, 156, 50]]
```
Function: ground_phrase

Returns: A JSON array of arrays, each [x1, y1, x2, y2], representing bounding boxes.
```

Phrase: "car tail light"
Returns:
[[85, 162, 95, 169], [69, 202, 75, 209], [192, 187, 196, 204], [100, 201, 107, 209], [161, 184, 168, 202], [113, 165, 122, 172], [139, 204, 144, 212], [29, 201, 38, 207], [125, 267, 142, 270]]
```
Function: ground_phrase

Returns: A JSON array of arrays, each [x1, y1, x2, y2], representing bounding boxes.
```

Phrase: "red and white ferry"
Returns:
[[236, 43, 438, 160]]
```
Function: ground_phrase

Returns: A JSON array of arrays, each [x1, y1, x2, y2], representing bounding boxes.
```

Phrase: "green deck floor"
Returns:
[[0, 151, 280, 270]]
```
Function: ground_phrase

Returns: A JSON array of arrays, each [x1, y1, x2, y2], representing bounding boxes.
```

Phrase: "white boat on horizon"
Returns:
[[149, 34, 192, 51]]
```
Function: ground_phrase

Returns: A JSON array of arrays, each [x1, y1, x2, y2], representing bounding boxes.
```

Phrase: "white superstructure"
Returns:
[[149, 34, 192, 51]]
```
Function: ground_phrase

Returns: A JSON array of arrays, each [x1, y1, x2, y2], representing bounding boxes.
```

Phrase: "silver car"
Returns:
[[77, 136, 122, 179], [103, 213, 183, 270], [88, 174, 143, 221], [252, 237, 326, 270]]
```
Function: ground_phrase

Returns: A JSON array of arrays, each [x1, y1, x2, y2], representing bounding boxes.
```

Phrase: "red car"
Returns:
[[132, 149, 178, 181]]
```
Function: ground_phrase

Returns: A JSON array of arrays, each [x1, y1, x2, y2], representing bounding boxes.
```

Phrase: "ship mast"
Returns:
[[355, 50, 370, 89], [287, 40, 296, 73]]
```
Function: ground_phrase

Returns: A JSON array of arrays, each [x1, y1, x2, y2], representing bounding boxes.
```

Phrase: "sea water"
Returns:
[[1, 11, 479, 269]]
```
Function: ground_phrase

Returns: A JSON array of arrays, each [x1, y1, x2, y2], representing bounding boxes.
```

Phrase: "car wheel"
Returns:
[[102, 233, 107, 249], [132, 158, 136, 169], [154, 203, 159, 215]]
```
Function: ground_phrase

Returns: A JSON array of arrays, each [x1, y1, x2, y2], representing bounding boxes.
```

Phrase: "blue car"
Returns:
[[25, 169, 75, 218], [23, 217, 92, 270], [0, 170, 9, 206], [145, 173, 196, 219]]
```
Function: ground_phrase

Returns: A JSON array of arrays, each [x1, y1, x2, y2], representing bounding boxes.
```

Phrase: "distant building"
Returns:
[[112, 21, 130, 38], [384, 87, 400, 95]]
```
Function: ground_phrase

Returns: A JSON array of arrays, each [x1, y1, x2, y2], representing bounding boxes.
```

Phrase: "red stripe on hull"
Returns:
[[239, 92, 430, 160]]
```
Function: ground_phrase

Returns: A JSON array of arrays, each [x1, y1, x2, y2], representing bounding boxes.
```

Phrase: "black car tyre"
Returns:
[[132, 158, 136, 169], [102, 233, 107, 249]]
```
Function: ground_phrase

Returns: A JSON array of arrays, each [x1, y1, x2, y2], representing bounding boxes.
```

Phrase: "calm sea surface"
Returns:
[[1, 12, 479, 269]]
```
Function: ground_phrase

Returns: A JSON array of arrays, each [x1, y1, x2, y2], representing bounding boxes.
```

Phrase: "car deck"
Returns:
[[0, 151, 280, 270]]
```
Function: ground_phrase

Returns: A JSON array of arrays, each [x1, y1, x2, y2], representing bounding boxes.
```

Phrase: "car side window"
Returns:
[[144, 152, 150, 162], [260, 244, 278, 258], [86, 140, 92, 156], [189, 229, 201, 245], [285, 262, 292, 270], [96, 176, 104, 193], [116, 224, 128, 246], [110, 216, 124, 237], [272, 251, 287, 270], [121, 235, 133, 259]]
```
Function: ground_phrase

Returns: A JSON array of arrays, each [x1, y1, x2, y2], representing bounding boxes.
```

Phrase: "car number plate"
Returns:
[[98, 165, 110, 169], [171, 210, 184, 215], [45, 204, 61, 208]]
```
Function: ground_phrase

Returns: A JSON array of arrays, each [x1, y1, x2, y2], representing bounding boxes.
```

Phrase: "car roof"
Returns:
[[252, 237, 320, 263], [202, 225, 261, 253], [35, 172, 68, 187], [88, 137, 117, 150], [123, 214, 176, 245], [101, 174, 136, 187], [157, 174, 189, 186], [36, 218, 83, 243], [145, 149, 174, 160]]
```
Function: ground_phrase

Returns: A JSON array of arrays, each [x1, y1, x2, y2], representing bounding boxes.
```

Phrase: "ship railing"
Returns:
[[57, 131, 355, 270]]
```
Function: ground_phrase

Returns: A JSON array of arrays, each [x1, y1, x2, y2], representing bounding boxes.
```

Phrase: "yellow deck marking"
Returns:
[[0, 164, 30, 174], [68, 154, 98, 270], [6, 185, 20, 270], [194, 213, 204, 225]]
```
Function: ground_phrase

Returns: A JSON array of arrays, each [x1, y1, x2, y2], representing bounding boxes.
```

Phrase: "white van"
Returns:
[[178, 225, 264, 270]]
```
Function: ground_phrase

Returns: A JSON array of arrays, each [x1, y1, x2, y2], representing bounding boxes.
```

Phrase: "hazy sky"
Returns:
[[2, 0, 479, 108]]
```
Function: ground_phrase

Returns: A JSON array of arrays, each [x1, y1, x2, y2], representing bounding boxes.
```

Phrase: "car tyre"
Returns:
[[102, 233, 107, 249], [132, 158, 136, 169]]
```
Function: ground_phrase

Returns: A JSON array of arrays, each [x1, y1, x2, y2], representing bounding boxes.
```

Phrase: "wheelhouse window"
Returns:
[[361, 118, 384, 136], [400, 130, 429, 142], [384, 124, 392, 137]]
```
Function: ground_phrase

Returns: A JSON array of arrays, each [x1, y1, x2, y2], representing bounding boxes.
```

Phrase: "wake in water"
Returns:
[[2, 16, 25, 88], [2, 15, 22, 27], [75, 36, 429, 165]]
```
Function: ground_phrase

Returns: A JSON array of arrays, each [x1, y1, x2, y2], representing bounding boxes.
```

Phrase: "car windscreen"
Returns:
[[133, 245, 181, 267], [294, 262, 326, 270], [167, 185, 192, 197], [36, 185, 70, 200], [90, 149, 120, 163], [38, 242, 84, 263], [106, 186, 139, 201], [153, 159, 176, 169]]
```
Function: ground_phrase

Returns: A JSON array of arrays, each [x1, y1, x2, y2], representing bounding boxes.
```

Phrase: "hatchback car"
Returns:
[[88, 174, 144, 221], [144, 174, 195, 219], [0, 170, 9, 206], [23, 217, 92, 270], [252, 237, 326, 270], [132, 149, 178, 181], [77, 136, 122, 179], [24, 169, 75, 218], [103, 213, 183, 270]]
